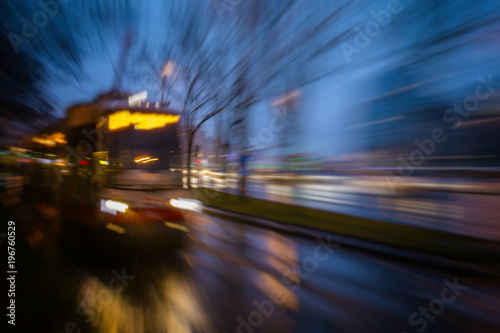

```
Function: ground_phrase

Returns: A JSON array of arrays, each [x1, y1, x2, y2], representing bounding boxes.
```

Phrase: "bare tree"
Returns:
[[130, 0, 369, 188]]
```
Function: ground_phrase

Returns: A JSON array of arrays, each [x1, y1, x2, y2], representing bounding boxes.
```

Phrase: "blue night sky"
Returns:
[[43, 0, 500, 160]]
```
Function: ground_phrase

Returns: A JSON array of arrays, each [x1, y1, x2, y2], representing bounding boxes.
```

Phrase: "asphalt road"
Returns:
[[8, 204, 500, 333]]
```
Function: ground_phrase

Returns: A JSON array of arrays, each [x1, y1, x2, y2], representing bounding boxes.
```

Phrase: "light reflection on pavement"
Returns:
[[11, 204, 500, 333]]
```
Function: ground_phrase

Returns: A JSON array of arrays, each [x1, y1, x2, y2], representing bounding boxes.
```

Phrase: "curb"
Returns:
[[203, 206, 500, 278]]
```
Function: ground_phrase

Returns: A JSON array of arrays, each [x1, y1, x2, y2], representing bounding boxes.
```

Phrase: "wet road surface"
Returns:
[[9, 204, 500, 333]]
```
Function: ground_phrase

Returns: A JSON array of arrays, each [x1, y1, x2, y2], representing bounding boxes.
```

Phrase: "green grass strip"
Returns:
[[195, 188, 500, 262]]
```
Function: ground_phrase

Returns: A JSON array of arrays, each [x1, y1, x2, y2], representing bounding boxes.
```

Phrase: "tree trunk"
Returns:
[[186, 134, 193, 189], [160, 77, 166, 107]]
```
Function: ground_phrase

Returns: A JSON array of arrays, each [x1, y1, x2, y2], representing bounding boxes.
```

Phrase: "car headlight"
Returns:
[[169, 198, 202, 212], [101, 199, 129, 215]]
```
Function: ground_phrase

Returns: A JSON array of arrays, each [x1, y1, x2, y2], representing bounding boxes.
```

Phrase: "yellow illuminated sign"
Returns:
[[48, 132, 67, 144], [32, 132, 66, 147], [108, 111, 180, 131], [33, 136, 56, 147]]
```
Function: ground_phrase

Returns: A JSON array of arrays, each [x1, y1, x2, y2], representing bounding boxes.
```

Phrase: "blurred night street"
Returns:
[[1, 0, 500, 332], [5, 199, 500, 333]]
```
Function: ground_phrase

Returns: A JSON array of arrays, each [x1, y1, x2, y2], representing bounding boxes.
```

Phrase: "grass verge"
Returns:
[[194, 187, 500, 262]]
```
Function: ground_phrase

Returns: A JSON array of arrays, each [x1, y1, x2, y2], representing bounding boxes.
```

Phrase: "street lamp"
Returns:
[[162, 61, 174, 78]]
